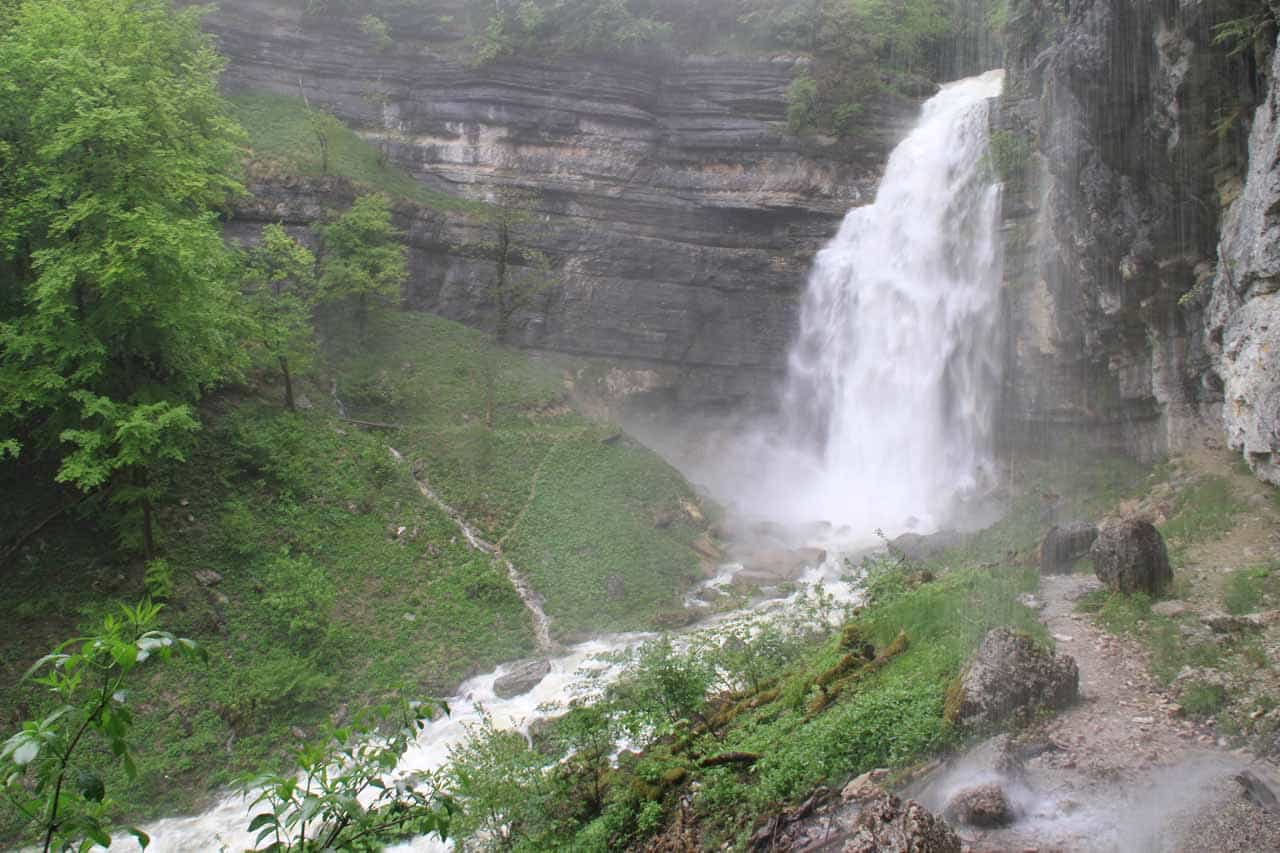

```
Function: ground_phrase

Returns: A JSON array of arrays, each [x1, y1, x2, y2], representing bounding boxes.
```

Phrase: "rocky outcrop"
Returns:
[[1038, 521, 1098, 575], [1091, 519, 1173, 594], [492, 658, 551, 699], [997, 0, 1275, 470], [843, 792, 962, 853], [205, 0, 918, 414], [1209, 31, 1280, 485], [950, 628, 1079, 729]]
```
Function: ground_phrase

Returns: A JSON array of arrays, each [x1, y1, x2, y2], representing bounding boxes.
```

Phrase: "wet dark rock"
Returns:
[[944, 783, 1015, 828], [1039, 521, 1098, 575], [951, 628, 1079, 729], [493, 658, 551, 699], [1091, 519, 1172, 595], [843, 791, 962, 853]]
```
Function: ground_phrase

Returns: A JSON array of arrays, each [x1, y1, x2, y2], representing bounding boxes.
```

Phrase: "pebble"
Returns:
[[1054, 633, 1074, 642], [1131, 716, 1155, 724]]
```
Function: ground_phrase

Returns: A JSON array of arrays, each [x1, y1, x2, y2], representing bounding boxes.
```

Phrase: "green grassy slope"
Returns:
[[0, 309, 707, 832], [326, 311, 708, 639]]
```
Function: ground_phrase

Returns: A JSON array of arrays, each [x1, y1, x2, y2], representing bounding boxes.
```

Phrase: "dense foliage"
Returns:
[[0, 0, 247, 555]]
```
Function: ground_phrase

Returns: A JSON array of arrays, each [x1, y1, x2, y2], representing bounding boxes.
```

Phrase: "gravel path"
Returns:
[[906, 573, 1280, 852]]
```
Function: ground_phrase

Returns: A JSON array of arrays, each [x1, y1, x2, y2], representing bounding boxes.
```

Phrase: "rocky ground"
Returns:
[[747, 452, 1280, 852], [906, 571, 1280, 852]]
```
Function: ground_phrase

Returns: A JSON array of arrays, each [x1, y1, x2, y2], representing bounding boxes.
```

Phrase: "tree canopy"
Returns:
[[0, 0, 249, 551]]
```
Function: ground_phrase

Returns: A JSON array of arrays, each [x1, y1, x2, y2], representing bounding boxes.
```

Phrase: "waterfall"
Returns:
[[729, 70, 1006, 535], [105, 72, 1005, 851]]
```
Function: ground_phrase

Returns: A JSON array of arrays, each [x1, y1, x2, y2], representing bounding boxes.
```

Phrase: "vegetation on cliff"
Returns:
[[0, 0, 708, 844]]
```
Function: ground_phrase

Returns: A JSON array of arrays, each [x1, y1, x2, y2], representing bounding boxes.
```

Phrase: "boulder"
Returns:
[[950, 628, 1079, 729], [944, 783, 1015, 828], [493, 659, 551, 699], [734, 547, 827, 586], [691, 533, 723, 562], [1090, 520, 1172, 594], [193, 569, 223, 587], [843, 792, 961, 853], [1038, 521, 1098, 574], [891, 529, 962, 562]]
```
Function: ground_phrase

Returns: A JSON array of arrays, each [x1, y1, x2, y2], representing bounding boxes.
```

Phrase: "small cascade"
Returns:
[[388, 447, 555, 652]]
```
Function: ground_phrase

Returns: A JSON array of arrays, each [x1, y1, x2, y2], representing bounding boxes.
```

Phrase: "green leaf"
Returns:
[[126, 827, 151, 849], [247, 812, 278, 833]]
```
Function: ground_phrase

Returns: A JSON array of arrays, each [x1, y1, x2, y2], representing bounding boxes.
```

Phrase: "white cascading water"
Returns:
[[698, 70, 1006, 536], [109, 71, 1005, 852]]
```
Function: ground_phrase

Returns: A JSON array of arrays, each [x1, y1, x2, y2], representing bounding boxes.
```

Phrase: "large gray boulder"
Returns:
[[493, 659, 551, 699], [951, 628, 1079, 729], [1091, 519, 1172, 595], [1038, 521, 1098, 575], [843, 792, 961, 853], [944, 783, 1015, 828]]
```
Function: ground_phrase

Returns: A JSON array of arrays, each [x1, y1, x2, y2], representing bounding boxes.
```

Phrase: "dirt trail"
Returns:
[[907, 571, 1280, 852]]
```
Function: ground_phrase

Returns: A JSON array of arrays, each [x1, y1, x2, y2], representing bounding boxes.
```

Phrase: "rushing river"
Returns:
[[113, 70, 1006, 852]]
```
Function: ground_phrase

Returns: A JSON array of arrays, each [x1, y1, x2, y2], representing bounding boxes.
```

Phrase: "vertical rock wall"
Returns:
[[998, 0, 1276, 477]]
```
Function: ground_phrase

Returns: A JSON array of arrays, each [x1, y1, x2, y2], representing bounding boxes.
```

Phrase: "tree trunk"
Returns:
[[142, 497, 155, 562], [280, 356, 295, 411]]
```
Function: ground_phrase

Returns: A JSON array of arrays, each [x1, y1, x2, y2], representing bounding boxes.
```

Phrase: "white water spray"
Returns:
[[687, 70, 1006, 536]]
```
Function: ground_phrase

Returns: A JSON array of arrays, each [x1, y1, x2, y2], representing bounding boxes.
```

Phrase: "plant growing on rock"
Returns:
[[1, 602, 205, 852]]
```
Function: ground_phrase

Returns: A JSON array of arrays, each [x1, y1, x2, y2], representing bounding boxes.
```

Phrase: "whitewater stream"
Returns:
[[112, 70, 1006, 852]]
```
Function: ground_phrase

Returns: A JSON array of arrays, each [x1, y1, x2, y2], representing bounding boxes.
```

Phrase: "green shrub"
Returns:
[[1180, 681, 1228, 717], [786, 73, 820, 134], [1222, 564, 1273, 615], [144, 559, 174, 601]]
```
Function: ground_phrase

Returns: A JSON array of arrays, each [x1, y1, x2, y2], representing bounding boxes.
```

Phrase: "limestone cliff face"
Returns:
[[206, 0, 917, 413], [1210, 27, 1280, 484], [998, 0, 1277, 479]]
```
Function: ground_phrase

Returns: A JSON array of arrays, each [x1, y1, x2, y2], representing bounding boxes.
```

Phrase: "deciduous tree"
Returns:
[[0, 0, 249, 556]]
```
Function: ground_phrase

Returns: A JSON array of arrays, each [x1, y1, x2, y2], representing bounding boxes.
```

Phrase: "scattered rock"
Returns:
[[1018, 592, 1045, 610], [1202, 610, 1280, 632], [1153, 599, 1190, 617], [944, 783, 1015, 828], [891, 529, 963, 562], [734, 547, 826, 586], [951, 628, 1079, 729], [680, 498, 704, 523], [843, 791, 961, 853], [1235, 770, 1280, 816], [841, 768, 890, 802], [1091, 520, 1173, 595], [193, 569, 223, 587], [606, 574, 626, 601], [493, 659, 551, 699], [652, 508, 676, 529], [690, 533, 722, 562], [1038, 521, 1098, 574]]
